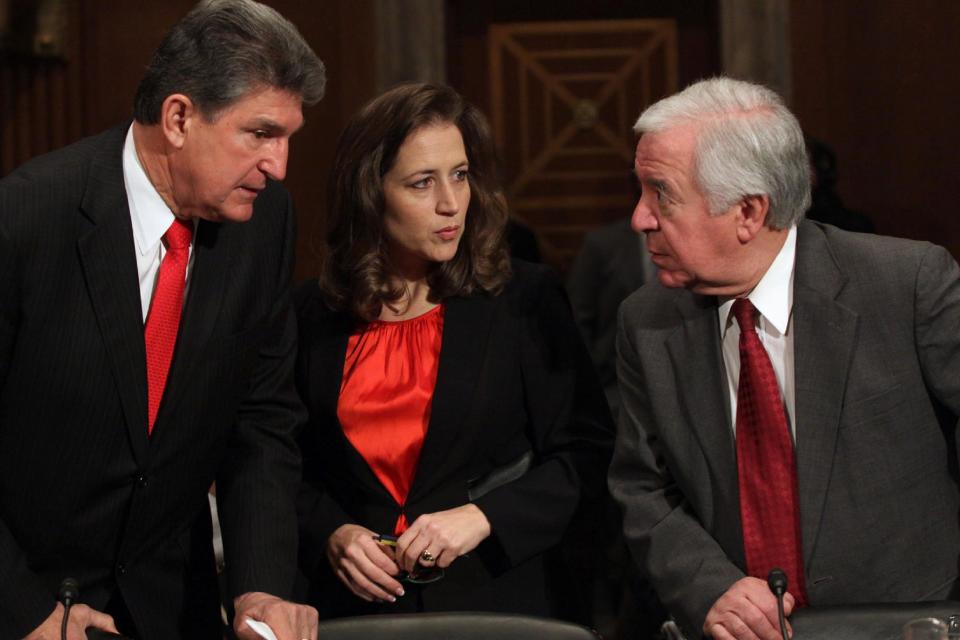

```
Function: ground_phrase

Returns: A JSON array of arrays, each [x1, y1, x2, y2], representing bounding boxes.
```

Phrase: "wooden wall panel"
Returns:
[[447, 0, 720, 271], [0, 0, 84, 174], [791, 0, 960, 258], [489, 20, 677, 268]]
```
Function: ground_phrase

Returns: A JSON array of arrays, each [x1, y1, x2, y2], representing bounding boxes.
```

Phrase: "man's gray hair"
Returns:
[[634, 77, 810, 229], [134, 0, 326, 124]]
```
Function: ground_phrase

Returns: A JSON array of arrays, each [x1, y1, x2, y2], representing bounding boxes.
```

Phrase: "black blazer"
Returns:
[[0, 124, 305, 639], [295, 261, 614, 618]]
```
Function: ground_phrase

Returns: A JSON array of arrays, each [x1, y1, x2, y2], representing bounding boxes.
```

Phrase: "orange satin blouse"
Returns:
[[337, 304, 444, 535]]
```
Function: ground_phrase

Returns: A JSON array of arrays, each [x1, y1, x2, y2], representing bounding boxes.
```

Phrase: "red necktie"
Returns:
[[144, 218, 193, 435], [732, 298, 807, 605]]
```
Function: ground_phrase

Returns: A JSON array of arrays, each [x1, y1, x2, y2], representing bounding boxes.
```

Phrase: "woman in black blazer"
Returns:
[[295, 82, 613, 619]]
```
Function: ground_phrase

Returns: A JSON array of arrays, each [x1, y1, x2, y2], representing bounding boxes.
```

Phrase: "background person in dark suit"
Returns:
[[567, 216, 655, 418], [295, 82, 614, 619], [608, 77, 960, 639], [0, 1, 326, 638]]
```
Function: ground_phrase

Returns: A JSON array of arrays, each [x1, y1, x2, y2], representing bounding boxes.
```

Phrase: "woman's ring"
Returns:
[[420, 549, 435, 563]]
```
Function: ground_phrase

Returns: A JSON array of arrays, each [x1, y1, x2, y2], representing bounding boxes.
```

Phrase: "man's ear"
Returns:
[[159, 93, 196, 149], [735, 194, 771, 243]]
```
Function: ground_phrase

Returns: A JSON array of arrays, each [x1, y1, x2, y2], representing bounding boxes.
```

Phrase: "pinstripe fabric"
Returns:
[[0, 124, 305, 639]]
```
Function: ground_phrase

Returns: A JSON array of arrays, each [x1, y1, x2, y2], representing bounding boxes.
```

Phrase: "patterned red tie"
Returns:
[[732, 298, 808, 605], [144, 218, 193, 435]]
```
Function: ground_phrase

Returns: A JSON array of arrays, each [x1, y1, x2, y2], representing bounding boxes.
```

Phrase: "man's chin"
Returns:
[[657, 270, 694, 289]]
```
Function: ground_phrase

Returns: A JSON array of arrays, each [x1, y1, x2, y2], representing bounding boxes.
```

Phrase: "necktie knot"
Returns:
[[732, 297, 757, 333], [164, 218, 193, 252]]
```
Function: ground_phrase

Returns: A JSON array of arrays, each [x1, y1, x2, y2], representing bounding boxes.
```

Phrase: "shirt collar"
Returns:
[[719, 224, 797, 335], [122, 124, 176, 257]]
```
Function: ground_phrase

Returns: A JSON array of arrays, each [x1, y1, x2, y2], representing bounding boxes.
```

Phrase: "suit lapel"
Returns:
[[665, 293, 744, 561], [792, 222, 857, 562], [76, 126, 150, 466], [309, 311, 396, 499], [408, 293, 496, 502]]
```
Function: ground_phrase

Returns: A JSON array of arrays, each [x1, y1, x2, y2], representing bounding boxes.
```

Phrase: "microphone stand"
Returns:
[[58, 578, 79, 640], [767, 568, 790, 640]]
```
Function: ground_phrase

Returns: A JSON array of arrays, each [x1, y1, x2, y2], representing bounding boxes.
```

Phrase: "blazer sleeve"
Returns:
[[608, 301, 744, 637], [914, 243, 960, 416], [471, 267, 615, 566], [215, 190, 307, 600], [0, 202, 59, 638]]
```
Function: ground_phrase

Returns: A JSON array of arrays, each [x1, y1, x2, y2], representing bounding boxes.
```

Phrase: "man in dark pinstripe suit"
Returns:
[[0, 2, 325, 638]]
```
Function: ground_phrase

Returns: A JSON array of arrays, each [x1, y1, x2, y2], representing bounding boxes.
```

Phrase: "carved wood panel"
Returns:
[[488, 19, 677, 269]]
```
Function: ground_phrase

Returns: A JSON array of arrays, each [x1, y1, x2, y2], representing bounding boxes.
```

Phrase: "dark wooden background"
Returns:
[[2, 0, 958, 281]]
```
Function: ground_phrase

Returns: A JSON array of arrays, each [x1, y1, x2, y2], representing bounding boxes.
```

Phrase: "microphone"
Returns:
[[58, 578, 79, 640], [766, 568, 790, 640]]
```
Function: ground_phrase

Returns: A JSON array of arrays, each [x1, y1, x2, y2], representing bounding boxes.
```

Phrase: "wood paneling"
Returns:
[[489, 19, 677, 268], [447, 0, 720, 271], [791, 0, 960, 258]]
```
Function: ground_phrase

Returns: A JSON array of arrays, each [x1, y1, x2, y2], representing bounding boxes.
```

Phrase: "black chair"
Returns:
[[314, 612, 601, 640], [791, 601, 960, 640]]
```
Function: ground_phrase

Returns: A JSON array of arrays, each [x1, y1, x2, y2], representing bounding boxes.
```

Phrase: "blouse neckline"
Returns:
[[368, 302, 443, 327]]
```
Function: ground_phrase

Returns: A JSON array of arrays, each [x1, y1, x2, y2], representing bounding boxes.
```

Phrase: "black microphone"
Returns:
[[767, 568, 789, 640], [58, 578, 79, 640]]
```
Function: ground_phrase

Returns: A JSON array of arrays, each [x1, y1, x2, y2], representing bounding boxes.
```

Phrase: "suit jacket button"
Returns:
[[117, 561, 126, 575], [135, 474, 148, 488]]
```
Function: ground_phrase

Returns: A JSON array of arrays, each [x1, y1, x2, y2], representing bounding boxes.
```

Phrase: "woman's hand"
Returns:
[[395, 504, 492, 572], [326, 524, 405, 602]]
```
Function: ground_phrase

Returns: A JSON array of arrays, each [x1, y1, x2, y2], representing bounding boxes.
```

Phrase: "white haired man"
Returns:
[[609, 77, 960, 639]]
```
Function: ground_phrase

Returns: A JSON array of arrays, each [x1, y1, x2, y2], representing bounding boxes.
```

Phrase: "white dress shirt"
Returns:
[[718, 225, 798, 440], [122, 125, 195, 321]]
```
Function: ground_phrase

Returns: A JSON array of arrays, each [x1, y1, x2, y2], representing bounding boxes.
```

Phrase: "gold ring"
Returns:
[[420, 549, 435, 563]]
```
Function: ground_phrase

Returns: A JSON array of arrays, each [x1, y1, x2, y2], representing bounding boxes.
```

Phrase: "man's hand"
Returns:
[[703, 576, 794, 640], [233, 592, 318, 640], [24, 602, 118, 640]]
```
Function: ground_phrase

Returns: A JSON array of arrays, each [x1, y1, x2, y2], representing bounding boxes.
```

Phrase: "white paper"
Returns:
[[245, 618, 279, 640]]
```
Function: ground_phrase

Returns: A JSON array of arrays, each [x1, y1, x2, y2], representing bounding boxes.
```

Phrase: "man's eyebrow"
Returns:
[[249, 117, 303, 135]]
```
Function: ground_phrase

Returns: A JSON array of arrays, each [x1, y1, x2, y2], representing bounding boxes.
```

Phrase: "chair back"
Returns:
[[315, 612, 601, 640]]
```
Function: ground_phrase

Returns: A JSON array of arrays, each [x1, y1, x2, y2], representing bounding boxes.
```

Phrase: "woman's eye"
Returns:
[[411, 177, 432, 189], [454, 169, 469, 181]]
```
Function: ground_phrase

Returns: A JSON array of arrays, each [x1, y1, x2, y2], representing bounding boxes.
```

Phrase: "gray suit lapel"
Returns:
[[792, 221, 858, 563], [666, 293, 745, 563]]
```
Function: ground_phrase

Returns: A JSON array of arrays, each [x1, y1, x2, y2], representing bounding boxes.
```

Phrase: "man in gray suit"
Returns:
[[609, 77, 960, 640]]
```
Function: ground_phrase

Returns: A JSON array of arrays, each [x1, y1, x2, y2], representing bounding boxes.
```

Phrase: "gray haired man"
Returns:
[[609, 77, 960, 639], [0, 1, 325, 638]]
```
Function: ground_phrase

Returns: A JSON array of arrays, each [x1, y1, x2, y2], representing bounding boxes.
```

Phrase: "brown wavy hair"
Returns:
[[319, 82, 512, 322]]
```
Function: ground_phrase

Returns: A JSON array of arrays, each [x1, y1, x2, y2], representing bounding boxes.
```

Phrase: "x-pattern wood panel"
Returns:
[[489, 19, 677, 268]]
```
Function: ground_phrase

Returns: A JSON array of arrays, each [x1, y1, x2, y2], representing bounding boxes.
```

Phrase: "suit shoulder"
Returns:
[[506, 258, 558, 288], [0, 125, 127, 245], [500, 258, 566, 305], [804, 220, 943, 286], [1, 125, 125, 191], [294, 279, 352, 334], [621, 279, 678, 319]]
